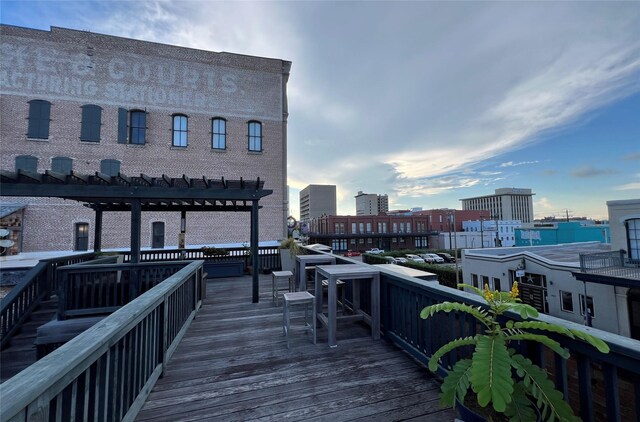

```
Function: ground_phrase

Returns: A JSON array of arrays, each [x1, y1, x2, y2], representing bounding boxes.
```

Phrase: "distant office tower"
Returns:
[[460, 188, 535, 223], [355, 191, 389, 216], [299, 185, 337, 221]]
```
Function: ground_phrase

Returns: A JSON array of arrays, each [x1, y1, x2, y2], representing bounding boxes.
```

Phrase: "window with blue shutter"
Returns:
[[15, 155, 38, 173], [100, 159, 121, 176], [51, 157, 73, 174], [80, 105, 102, 142], [129, 110, 146, 145], [152, 222, 165, 249], [27, 100, 51, 139]]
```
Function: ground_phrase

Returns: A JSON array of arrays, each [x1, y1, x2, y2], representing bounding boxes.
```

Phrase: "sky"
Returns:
[[2, 1, 639, 221]]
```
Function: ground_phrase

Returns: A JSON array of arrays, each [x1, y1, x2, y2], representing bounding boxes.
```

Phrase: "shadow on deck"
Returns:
[[136, 274, 455, 421]]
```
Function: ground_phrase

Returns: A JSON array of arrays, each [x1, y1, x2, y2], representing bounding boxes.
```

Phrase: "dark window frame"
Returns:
[[74, 222, 89, 251], [627, 218, 640, 261], [247, 121, 262, 152], [172, 114, 188, 147], [27, 99, 52, 139], [212, 117, 227, 150], [152, 221, 165, 249], [80, 104, 102, 142], [129, 110, 147, 145], [579, 294, 595, 318], [560, 290, 574, 312]]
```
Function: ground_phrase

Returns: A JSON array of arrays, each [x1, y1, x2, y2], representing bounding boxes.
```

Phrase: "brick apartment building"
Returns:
[[0, 25, 291, 253], [308, 209, 489, 252]]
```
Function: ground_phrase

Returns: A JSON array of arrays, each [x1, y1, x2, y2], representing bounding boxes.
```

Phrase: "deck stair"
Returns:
[[0, 297, 57, 383]]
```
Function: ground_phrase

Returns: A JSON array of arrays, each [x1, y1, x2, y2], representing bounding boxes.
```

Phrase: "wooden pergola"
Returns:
[[0, 170, 273, 302]]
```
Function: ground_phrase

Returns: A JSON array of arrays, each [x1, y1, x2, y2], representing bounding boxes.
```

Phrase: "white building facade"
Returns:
[[461, 188, 534, 223], [462, 219, 522, 247]]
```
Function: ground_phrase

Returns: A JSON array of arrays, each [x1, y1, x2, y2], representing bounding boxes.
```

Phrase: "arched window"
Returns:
[[627, 219, 640, 261], [51, 157, 73, 174], [172, 114, 188, 147], [27, 99, 51, 139], [75, 222, 89, 251], [152, 222, 165, 249], [100, 159, 121, 176], [212, 118, 226, 150], [15, 155, 38, 173], [248, 121, 262, 152], [80, 104, 102, 142]]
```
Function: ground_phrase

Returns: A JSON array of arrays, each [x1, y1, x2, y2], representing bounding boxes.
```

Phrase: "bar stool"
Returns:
[[322, 279, 347, 314], [282, 291, 316, 349], [272, 270, 294, 306]]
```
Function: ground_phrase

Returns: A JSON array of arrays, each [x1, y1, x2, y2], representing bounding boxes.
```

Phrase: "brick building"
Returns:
[[308, 209, 488, 252], [0, 25, 291, 252]]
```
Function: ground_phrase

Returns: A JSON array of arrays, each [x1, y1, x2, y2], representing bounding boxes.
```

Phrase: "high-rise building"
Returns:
[[0, 25, 291, 251], [355, 191, 388, 216], [460, 188, 535, 223], [299, 185, 336, 221]]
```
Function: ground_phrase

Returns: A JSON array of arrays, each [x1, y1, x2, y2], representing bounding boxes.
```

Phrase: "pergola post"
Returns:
[[251, 200, 259, 303], [93, 208, 103, 253], [131, 199, 141, 264]]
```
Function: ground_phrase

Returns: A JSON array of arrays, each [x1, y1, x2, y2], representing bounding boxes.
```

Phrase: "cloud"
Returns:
[[499, 161, 539, 168], [624, 152, 640, 161], [615, 182, 640, 191], [534, 197, 557, 219], [5, 1, 638, 220], [571, 166, 617, 178]]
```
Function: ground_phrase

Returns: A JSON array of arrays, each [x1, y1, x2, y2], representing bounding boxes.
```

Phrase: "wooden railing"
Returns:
[[378, 268, 640, 422], [120, 246, 282, 272], [0, 260, 205, 422], [303, 247, 640, 421], [56, 261, 190, 320], [0, 253, 96, 349]]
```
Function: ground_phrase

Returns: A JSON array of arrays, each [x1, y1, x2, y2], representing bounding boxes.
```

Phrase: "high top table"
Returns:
[[295, 255, 336, 292], [314, 264, 380, 348]]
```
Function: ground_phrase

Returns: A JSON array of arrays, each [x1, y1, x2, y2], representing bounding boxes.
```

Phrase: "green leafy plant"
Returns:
[[420, 282, 610, 422], [279, 237, 301, 258]]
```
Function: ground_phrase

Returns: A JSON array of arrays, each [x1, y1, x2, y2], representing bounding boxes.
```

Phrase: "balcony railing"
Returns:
[[579, 250, 640, 280]]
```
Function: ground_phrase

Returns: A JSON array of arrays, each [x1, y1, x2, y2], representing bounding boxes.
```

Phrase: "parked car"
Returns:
[[421, 253, 444, 263], [405, 254, 425, 263], [436, 252, 456, 263], [383, 256, 398, 264], [344, 250, 361, 257], [365, 248, 385, 255], [394, 257, 408, 264]]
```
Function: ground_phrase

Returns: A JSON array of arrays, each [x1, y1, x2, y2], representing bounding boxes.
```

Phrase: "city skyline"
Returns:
[[2, 1, 639, 221]]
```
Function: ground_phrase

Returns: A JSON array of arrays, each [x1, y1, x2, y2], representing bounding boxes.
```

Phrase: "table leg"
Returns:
[[315, 270, 323, 330], [295, 261, 301, 291], [371, 274, 380, 340], [328, 277, 337, 348]]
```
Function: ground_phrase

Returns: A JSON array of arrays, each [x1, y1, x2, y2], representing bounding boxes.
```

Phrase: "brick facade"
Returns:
[[0, 25, 290, 251]]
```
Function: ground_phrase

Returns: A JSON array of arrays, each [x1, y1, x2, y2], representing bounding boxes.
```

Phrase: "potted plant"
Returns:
[[279, 237, 301, 272], [420, 282, 609, 422]]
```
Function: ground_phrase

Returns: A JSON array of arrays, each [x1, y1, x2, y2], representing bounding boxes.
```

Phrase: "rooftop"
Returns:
[[465, 241, 611, 265]]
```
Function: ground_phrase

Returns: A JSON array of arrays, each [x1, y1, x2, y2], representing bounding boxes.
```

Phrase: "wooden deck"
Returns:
[[136, 274, 455, 421]]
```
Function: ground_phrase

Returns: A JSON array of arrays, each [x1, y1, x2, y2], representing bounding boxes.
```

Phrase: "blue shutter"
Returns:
[[118, 108, 128, 144], [100, 159, 121, 176], [51, 157, 73, 174], [15, 155, 38, 173], [27, 100, 51, 139], [81, 105, 102, 142]]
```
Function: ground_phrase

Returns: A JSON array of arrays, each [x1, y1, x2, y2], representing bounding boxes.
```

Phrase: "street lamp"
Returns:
[[480, 216, 485, 248]]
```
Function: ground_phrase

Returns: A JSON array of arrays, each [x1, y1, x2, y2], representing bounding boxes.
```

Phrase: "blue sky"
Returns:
[[2, 1, 639, 220]]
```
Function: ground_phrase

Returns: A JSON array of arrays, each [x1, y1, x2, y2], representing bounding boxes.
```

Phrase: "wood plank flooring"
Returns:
[[136, 275, 456, 421]]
